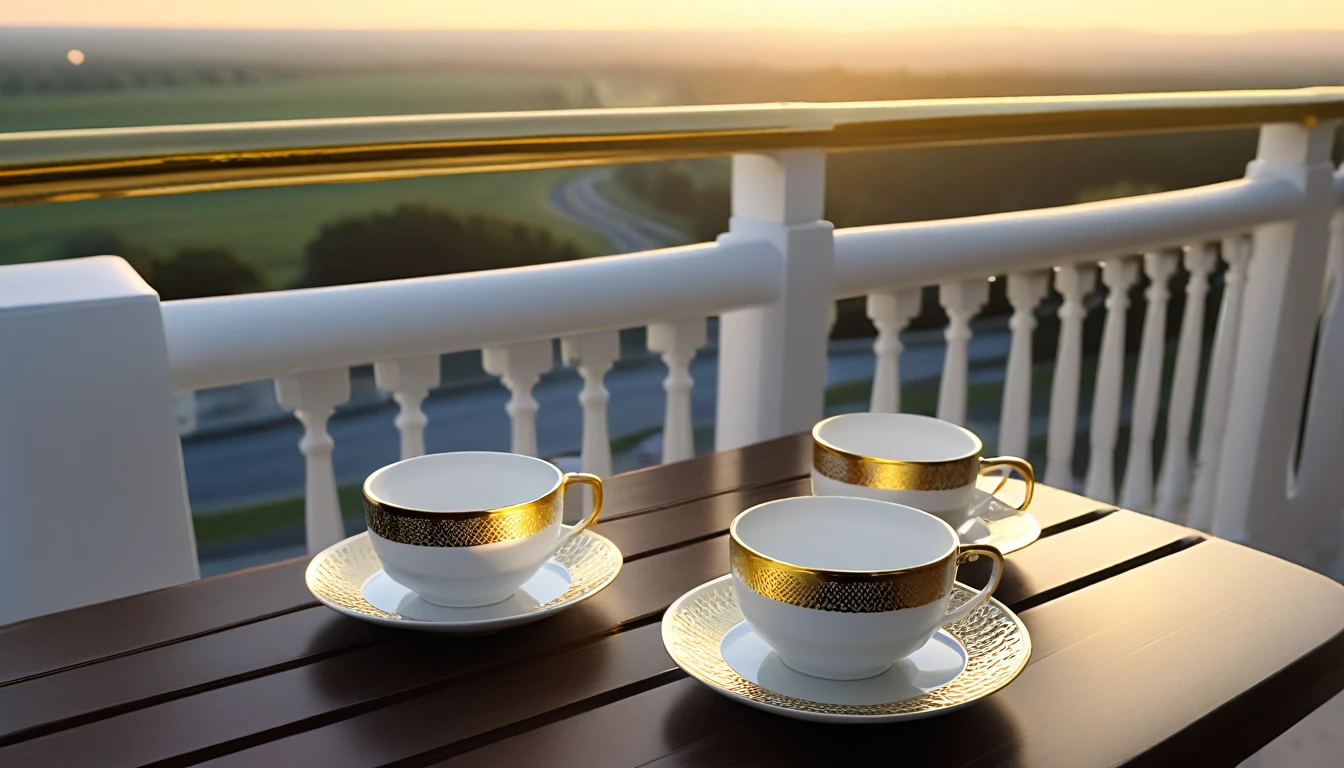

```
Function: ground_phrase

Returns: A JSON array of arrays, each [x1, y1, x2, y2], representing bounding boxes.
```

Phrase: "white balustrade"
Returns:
[[936, 279, 991, 426], [1083, 257, 1141, 503], [1214, 120, 1339, 566], [716, 150, 834, 450], [866, 289, 922, 413], [561, 332, 621, 477], [1153, 243, 1218, 522], [1119, 250, 1180, 511], [374, 356, 441, 460], [1044, 264, 1098, 489], [1187, 236, 1252, 531], [275, 368, 351, 553], [482, 341, 555, 457], [648, 319, 709, 463], [998, 271, 1051, 457]]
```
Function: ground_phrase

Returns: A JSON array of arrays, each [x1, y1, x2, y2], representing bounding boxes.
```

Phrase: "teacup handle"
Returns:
[[978, 456, 1036, 511], [943, 545, 1005, 626], [556, 473, 604, 550]]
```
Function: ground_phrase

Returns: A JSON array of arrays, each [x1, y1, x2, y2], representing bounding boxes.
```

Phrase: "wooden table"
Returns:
[[4, 433, 1344, 767]]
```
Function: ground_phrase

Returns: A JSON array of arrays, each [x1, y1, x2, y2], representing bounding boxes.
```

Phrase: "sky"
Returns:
[[4, 0, 1344, 35]]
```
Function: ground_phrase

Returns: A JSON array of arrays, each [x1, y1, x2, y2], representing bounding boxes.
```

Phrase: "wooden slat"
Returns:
[[0, 475, 1100, 746], [0, 432, 810, 686], [605, 541, 1344, 768], [166, 511, 1192, 768], [0, 474, 817, 746]]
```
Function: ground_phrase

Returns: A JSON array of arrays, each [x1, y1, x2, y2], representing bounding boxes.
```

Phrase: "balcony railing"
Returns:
[[2, 87, 1343, 624]]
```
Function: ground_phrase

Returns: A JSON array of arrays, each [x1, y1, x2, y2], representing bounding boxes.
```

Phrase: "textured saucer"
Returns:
[[306, 529, 621, 634], [956, 488, 1042, 555], [662, 575, 1030, 723]]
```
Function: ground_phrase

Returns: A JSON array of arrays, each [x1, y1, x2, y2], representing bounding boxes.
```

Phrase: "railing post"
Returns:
[[482, 341, 555, 457], [1154, 243, 1217, 522], [1044, 264, 1098, 489], [1214, 120, 1339, 567], [936, 279, 990, 426], [999, 271, 1050, 456], [866, 289, 922, 413], [1084, 257, 1140, 504], [374, 356, 441, 460], [561, 332, 621, 477], [715, 149, 834, 450], [276, 368, 351, 554], [1119, 249, 1180, 511], [1186, 236, 1252, 531], [0, 257, 198, 624], [648, 319, 708, 463]]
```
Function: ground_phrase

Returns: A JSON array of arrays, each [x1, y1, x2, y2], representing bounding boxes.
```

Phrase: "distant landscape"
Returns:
[[3, 26, 1341, 302]]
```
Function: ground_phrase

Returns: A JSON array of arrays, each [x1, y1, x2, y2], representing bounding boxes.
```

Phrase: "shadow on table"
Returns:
[[661, 678, 1024, 765]]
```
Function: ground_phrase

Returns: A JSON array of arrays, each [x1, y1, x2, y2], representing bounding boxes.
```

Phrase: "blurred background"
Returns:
[[3, 2, 1343, 573]]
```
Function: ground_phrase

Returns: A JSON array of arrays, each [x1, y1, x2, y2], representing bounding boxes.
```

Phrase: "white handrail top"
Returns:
[[4, 87, 1343, 165], [831, 177, 1300, 296], [161, 239, 777, 392]]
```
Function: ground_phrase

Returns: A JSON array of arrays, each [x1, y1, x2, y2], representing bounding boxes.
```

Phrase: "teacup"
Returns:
[[730, 495, 1003, 680], [362, 451, 602, 607], [812, 413, 1035, 524]]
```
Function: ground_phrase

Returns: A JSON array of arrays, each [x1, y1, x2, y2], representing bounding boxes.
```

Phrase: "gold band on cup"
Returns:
[[363, 487, 561, 547], [729, 535, 958, 613], [812, 439, 980, 491]]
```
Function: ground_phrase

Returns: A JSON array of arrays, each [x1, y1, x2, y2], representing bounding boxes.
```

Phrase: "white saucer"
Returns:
[[663, 575, 1031, 723], [953, 484, 1041, 555], [306, 529, 622, 634]]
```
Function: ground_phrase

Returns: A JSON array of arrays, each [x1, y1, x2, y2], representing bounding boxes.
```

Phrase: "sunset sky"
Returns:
[[4, 0, 1344, 34]]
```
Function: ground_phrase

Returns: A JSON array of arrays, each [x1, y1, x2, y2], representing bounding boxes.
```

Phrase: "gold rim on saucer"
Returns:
[[306, 529, 622, 622], [662, 576, 1031, 718]]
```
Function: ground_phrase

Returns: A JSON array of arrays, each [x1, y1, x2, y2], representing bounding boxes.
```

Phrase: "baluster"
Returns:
[[482, 341, 554, 457], [275, 369, 351, 553], [1118, 250, 1180, 511], [1153, 243, 1217, 521], [1083, 257, 1140, 504], [561, 332, 621, 477], [866, 289, 922, 413], [173, 391, 198, 436], [998, 271, 1050, 457], [374, 356, 441, 460], [1045, 264, 1098, 489], [1187, 235, 1252, 531], [648, 318, 708, 463], [937, 279, 990, 426]]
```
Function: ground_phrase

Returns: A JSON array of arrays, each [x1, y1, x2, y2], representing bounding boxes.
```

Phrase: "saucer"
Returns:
[[662, 575, 1031, 723], [954, 480, 1041, 555], [306, 529, 622, 634]]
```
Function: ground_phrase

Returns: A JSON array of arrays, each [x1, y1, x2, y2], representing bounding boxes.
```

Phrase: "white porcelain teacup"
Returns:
[[363, 451, 602, 607], [730, 495, 1003, 680], [812, 413, 1035, 524]]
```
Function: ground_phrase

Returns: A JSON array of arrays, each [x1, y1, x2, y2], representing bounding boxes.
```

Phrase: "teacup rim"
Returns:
[[729, 495, 959, 577], [363, 451, 562, 518], [811, 413, 984, 466]]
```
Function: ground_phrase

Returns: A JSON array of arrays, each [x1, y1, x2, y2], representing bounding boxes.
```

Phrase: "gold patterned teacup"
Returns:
[[812, 413, 1035, 525], [730, 495, 1004, 680], [363, 451, 602, 607]]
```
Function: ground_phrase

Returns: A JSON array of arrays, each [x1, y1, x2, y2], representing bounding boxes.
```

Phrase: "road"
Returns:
[[548, 169, 689, 252]]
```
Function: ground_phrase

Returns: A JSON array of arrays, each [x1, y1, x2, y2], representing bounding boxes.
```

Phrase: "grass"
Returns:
[[0, 70, 653, 286], [0, 169, 612, 288]]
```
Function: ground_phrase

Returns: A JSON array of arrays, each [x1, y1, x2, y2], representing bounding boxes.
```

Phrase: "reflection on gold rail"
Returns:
[[2, 90, 1342, 206]]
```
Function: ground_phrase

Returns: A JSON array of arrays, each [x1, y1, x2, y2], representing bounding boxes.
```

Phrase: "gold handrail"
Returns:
[[2, 87, 1342, 206]]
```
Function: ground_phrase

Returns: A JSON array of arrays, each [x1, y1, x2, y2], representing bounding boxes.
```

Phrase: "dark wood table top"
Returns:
[[4, 432, 1344, 767]]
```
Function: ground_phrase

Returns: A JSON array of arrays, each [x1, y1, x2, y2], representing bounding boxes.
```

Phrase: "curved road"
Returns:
[[549, 170, 690, 252]]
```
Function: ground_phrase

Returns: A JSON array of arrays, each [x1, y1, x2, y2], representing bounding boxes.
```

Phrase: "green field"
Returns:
[[0, 170, 613, 287], [0, 70, 675, 286]]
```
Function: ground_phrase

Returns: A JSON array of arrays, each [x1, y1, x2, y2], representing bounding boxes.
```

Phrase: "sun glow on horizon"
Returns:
[[4, 0, 1344, 35]]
